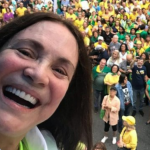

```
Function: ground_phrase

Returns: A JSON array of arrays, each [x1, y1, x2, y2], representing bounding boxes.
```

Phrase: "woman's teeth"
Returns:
[[5, 87, 37, 105]]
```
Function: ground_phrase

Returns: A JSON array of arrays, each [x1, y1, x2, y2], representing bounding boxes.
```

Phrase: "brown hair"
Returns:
[[0, 12, 92, 150], [93, 142, 107, 150]]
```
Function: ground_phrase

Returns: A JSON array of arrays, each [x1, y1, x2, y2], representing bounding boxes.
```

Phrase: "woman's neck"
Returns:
[[121, 83, 126, 86], [0, 133, 24, 150]]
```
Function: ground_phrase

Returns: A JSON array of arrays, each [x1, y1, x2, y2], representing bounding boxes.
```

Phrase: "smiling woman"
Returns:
[[0, 13, 92, 150]]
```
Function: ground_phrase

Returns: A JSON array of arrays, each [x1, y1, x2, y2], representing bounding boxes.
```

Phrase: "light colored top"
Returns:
[[21, 126, 58, 150]]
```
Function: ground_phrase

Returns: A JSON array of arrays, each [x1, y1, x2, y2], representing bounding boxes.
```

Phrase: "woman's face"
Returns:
[[124, 76, 128, 84], [123, 121, 128, 126], [116, 21, 119, 26], [125, 35, 130, 41], [121, 44, 126, 51], [131, 29, 135, 34], [6, 8, 10, 13], [112, 51, 118, 59], [119, 27, 123, 33], [112, 66, 118, 73], [141, 54, 146, 60], [109, 17, 113, 22], [0, 21, 78, 137]]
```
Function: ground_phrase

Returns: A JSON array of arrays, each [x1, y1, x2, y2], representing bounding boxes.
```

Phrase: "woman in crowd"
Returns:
[[107, 50, 122, 67], [112, 20, 120, 34], [133, 31, 144, 47], [145, 78, 150, 125], [3, 7, 14, 23], [117, 116, 137, 150], [119, 43, 128, 61], [117, 26, 126, 43], [130, 28, 136, 41], [92, 142, 107, 150], [0, 13, 92, 150], [104, 64, 120, 94], [141, 52, 149, 63], [101, 87, 120, 145], [115, 74, 133, 133], [143, 35, 150, 51], [107, 16, 115, 28], [125, 34, 134, 50]]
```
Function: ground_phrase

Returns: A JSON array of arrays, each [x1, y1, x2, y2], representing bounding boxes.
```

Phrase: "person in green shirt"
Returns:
[[90, 31, 98, 43], [117, 26, 126, 43], [92, 58, 111, 113]]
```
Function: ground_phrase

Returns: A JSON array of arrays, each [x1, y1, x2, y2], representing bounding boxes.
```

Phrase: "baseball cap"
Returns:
[[98, 36, 104, 41], [122, 116, 136, 125], [110, 86, 117, 91]]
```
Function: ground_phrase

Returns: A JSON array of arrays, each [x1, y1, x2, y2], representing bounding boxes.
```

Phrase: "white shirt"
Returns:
[[23, 126, 58, 150]]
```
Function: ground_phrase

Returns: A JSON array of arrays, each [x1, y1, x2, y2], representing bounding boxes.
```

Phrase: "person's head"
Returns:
[[119, 74, 128, 85], [125, 34, 131, 41], [136, 40, 142, 49], [112, 50, 119, 59], [98, 36, 104, 44], [136, 31, 141, 37], [20, 2, 23, 8], [141, 52, 149, 61], [112, 35, 118, 43], [93, 31, 98, 38], [122, 116, 136, 128], [109, 86, 117, 97], [93, 142, 106, 150], [130, 28, 136, 35], [133, 8, 137, 14], [137, 58, 144, 67], [0, 13, 92, 149], [119, 26, 125, 34], [6, 7, 11, 13], [109, 16, 114, 22], [99, 58, 107, 69], [115, 20, 120, 26], [123, 15, 127, 20], [111, 64, 119, 73], [120, 43, 128, 52], [126, 54, 133, 63], [146, 35, 150, 42], [69, 7, 73, 14], [105, 26, 110, 33]]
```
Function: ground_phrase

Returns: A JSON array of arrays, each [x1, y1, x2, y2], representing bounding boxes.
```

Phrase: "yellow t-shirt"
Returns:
[[130, 13, 138, 22], [143, 42, 150, 51], [66, 13, 77, 21], [84, 36, 90, 47], [75, 2, 81, 10], [74, 19, 84, 29], [16, 7, 27, 17], [94, 42, 108, 49], [120, 127, 137, 150]]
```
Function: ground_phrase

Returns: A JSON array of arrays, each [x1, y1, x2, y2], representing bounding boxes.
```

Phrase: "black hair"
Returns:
[[111, 64, 119, 73], [119, 43, 128, 51], [0, 12, 92, 150], [119, 74, 127, 84]]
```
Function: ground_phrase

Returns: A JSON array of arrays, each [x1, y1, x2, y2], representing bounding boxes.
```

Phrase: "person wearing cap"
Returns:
[[101, 86, 120, 144], [92, 58, 111, 113], [94, 36, 108, 50], [133, 31, 144, 47], [117, 116, 137, 150]]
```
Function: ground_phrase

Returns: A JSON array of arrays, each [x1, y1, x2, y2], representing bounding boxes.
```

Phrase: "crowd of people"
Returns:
[[0, 0, 150, 150]]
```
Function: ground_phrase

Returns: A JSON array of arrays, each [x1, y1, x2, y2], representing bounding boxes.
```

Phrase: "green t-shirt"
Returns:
[[130, 34, 136, 41], [140, 30, 148, 40], [147, 80, 150, 96], [117, 32, 126, 42]]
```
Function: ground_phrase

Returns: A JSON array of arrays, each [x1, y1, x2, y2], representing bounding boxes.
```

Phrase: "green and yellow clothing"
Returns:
[[92, 65, 111, 80], [140, 30, 148, 40], [104, 72, 120, 93], [120, 127, 137, 150], [129, 13, 138, 22], [94, 42, 108, 49], [125, 23, 135, 34], [90, 36, 98, 43], [136, 48, 145, 56], [117, 32, 126, 42], [89, 15, 97, 26], [130, 34, 136, 41], [143, 42, 150, 51]]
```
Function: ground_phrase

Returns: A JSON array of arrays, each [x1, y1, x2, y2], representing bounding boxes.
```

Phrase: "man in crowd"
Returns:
[[92, 58, 110, 113], [130, 57, 147, 116], [109, 35, 121, 54], [16, 2, 27, 17], [120, 54, 133, 81]]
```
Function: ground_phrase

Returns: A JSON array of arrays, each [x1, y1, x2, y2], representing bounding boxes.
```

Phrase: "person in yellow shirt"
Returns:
[[98, 6, 105, 17], [136, 41, 145, 56], [82, 31, 90, 47], [99, 0, 108, 9], [129, 8, 138, 22], [65, 7, 76, 22], [16, 2, 27, 17], [74, 14, 84, 29], [75, 0, 81, 11], [94, 36, 108, 50], [117, 116, 137, 150], [2, 2, 9, 16]]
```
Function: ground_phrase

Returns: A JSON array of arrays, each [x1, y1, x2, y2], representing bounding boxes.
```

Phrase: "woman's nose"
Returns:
[[23, 64, 49, 87]]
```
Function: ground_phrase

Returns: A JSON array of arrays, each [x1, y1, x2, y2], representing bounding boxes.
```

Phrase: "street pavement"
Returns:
[[92, 104, 150, 150]]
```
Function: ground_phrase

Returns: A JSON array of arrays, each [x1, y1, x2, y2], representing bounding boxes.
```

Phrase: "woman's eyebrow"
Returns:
[[56, 57, 75, 71], [9, 39, 44, 51]]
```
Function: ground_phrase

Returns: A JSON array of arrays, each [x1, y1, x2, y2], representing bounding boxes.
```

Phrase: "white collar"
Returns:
[[23, 126, 58, 150]]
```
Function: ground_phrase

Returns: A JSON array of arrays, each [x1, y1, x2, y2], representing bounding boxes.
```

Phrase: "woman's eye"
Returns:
[[54, 68, 67, 76], [17, 49, 35, 59]]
